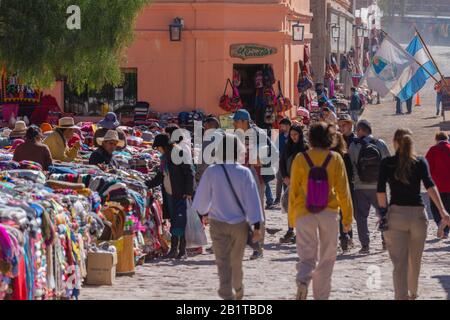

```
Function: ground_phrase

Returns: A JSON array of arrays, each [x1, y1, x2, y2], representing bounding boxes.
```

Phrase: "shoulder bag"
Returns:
[[219, 164, 255, 247]]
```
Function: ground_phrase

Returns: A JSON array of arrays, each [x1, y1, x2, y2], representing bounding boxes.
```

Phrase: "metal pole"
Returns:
[[414, 27, 448, 87], [380, 29, 440, 83]]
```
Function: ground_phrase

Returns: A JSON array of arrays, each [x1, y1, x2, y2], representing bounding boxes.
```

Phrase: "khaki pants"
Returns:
[[384, 205, 428, 300], [210, 219, 248, 300], [296, 210, 339, 300]]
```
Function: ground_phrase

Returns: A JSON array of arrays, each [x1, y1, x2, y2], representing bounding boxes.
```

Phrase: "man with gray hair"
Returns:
[[348, 120, 390, 254]]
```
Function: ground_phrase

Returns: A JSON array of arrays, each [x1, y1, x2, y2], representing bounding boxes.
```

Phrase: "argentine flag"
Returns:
[[396, 35, 438, 101]]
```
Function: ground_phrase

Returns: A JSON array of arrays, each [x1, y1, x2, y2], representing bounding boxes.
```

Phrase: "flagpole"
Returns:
[[414, 27, 448, 86], [379, 29, 440, 84]]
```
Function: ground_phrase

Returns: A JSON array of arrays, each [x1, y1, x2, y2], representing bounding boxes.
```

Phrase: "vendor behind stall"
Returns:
[[89, 130, 124, 167], [146, 133, 194, 260], [94, 112, 127, 149], [44, 117, 81, 162], [13, 126, 53, 170]]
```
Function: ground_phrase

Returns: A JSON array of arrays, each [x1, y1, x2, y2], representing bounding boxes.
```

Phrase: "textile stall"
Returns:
[[0, 127, 167, 299]]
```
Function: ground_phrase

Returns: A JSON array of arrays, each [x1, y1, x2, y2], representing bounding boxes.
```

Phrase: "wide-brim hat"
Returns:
[[98, 112, 120, 130], [96, 130, 125, 148], [9, 121, 28, 138], [56, 117, 80, 130]]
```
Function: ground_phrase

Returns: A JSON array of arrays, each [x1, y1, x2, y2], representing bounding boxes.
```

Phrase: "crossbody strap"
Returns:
[[219, 164, 246, 218]]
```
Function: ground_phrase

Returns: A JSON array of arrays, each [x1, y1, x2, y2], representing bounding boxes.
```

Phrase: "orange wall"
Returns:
[[47, 1, 312, 116]]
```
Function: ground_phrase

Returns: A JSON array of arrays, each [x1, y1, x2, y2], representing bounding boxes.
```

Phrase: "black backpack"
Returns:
[[356, 138, 382, 183]]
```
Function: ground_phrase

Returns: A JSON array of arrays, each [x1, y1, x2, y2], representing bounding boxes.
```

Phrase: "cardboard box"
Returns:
[[86, 251, 117, 285]]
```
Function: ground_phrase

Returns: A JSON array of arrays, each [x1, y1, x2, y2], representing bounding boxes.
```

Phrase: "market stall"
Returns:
[[0, 126, 170, 300]]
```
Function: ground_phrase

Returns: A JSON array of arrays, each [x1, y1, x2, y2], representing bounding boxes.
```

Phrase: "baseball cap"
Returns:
[[230, 109, 251, 121]]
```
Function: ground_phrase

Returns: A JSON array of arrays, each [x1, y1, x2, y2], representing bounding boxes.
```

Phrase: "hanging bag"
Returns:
[[276, 81, 293, 113], [219, 165, 256, 247], [219, 79, 243, 113], [185, 199, 208, 249]]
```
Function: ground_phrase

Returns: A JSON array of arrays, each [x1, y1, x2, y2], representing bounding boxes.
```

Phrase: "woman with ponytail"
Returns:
[[377, 128, 450, 300]]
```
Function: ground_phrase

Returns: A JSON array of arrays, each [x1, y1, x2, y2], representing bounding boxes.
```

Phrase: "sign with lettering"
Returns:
[[230, 44, 277, 60]]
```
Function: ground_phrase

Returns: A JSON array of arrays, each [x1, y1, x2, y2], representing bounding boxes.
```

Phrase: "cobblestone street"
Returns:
[[81, 93, 450, 300]]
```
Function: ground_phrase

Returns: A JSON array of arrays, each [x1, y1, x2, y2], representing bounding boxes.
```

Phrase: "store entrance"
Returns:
[[233, 64, 271, 124]]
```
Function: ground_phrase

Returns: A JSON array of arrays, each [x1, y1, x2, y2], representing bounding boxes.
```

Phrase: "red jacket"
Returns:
[[425, 141, 450, 193]]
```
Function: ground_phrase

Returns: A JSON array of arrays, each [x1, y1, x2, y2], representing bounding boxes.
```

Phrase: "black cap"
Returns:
[[152, 133, 171, 149]]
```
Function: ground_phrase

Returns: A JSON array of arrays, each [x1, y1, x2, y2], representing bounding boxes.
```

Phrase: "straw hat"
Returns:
[[96, 130, 125, 148], [56, 117, 80, 130], [9, 121, 28, 138]]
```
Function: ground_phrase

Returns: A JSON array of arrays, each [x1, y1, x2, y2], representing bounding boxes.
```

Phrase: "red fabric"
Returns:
[[2, 104, 19, 123], [68, 133, 81, 148], [11, 256, 27, 300], [30, 95, 61, 125], [426, 141, 450, 193]]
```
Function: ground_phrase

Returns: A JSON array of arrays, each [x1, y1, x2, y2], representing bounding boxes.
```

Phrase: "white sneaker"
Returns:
[[296, 282, 308, 300]]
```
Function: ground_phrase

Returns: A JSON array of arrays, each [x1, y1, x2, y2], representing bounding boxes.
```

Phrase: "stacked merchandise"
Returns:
[[0, 133, 167, 299], [0, 171, 104, 300]]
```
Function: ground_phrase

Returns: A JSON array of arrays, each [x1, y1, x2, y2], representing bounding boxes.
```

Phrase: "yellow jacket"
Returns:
[[44, 131, 80, 162], [288, 149, 353, 228]]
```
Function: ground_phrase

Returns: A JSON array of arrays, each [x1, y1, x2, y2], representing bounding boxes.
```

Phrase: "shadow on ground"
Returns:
[[432, 275, 450, 299]]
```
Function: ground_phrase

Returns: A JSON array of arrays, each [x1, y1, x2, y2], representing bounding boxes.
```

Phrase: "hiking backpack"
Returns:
[[303, 152, 333, 214], [356, 138, 382, 183]]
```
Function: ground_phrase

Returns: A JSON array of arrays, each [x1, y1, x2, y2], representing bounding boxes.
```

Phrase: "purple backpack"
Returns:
[[303, 152, 333, 213]]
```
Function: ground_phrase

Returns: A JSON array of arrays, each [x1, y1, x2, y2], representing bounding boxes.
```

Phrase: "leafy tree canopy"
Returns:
[[0, 0, 149, 92]]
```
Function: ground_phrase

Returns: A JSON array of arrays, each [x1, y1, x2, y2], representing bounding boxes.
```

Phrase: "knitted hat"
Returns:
[[40, 123, 53, 133]]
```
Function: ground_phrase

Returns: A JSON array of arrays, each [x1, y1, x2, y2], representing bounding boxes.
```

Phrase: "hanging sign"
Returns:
[[230, 44, 277, 60]]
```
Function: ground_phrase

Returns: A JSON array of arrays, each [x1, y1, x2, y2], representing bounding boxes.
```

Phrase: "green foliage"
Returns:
[[0, 0, 150, 92]]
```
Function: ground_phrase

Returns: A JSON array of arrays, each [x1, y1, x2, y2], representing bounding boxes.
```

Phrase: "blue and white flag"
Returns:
[[362, 35, 417, 100], [397, 35, 438, 101]]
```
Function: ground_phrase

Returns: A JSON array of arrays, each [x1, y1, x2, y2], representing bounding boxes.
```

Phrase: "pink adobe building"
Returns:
[[48, 0, 313, 118]]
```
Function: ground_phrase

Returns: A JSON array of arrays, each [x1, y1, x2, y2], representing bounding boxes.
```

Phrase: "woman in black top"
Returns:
[[377, 128, 450, 300], [279, 124, 308, 243]]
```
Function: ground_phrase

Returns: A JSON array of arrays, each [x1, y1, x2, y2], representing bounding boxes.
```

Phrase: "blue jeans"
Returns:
[[437, 94, 442, 114], [406, 98, 413, 114], [265, 181, 274, 206], [395, 98, 403, 114]]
